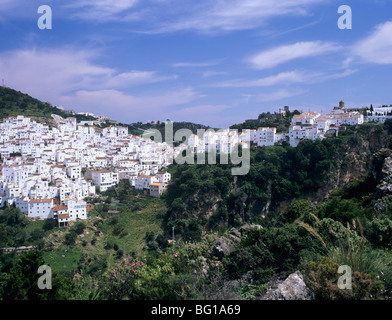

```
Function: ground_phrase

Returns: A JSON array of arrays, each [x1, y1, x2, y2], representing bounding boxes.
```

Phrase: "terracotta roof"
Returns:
[[29, 199, 52, 203], [53, 205, 68, 212]]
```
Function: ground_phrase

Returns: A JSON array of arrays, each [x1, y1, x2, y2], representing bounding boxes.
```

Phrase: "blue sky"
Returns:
[[0, 0, 392, 128]]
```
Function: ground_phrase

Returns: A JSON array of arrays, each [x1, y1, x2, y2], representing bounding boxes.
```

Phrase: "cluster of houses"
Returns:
[[0, 101, 388, 227], [0, 115, 176, 226], [244, 101, 366, 147], [367, 105, 392, 123]]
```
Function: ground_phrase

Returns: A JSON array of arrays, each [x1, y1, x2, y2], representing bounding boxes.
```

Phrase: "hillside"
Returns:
[[2, 86, 392, 300], [230, 108, 301, 133], [3, 126, 392, 300], [0, 86, 69, 122], [0, 86, 213, 137], [162, 122, 392, 238], [117, 121, 215, 140]]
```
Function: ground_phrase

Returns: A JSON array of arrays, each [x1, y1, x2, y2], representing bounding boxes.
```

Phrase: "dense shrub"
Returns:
[[366, 217, 392, 248]]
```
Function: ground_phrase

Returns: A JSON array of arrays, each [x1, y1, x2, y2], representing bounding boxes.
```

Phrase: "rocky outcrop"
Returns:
[[261, 271, 315, 300], [375, 151, 392, 195], [213, 224, 262, 258]]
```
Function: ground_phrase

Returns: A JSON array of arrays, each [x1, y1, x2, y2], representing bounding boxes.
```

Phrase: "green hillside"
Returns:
[[0, 86, 213, 135], [0, 86, 68, 120]]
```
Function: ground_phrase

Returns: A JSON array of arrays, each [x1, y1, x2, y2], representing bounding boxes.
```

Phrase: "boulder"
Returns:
[[261, 271, 315, 300], [213, 225, 262, 258]]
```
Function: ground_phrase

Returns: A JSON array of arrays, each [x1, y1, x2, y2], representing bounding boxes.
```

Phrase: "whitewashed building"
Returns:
[[91, 170, 119, 192]]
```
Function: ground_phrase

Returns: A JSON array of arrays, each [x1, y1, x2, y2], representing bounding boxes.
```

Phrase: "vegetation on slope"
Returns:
[[2, 86, 392, 299], [230, 108, 301, 132], [0, 86, 69, 121], [162, 123, 390, 243]]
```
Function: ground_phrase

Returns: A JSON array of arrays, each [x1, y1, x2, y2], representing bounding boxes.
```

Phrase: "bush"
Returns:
[[303, 256, 384, 300], [156, 234, 169, 249], [104, 238, 116, 250], [29, 229, 45, 242], [43, 218, 58, 231], [71, 221, 86, 235], [366, 217, 392, 248], [64, 230, 78, 245], [99, 232, 222, 300], [112, 223, 126, 237]]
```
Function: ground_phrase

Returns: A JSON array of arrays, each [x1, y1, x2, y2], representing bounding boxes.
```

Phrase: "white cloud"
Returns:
[[150, 0, 328, 33], [169, 104, 235, 127], [175, 104, 230, 116], [58, 88, 201, 123], [0, 48, 175, 100], [212, 71, 313, 87], [248, 41, 340, 70], [104, 70, 177, 88], [0, 0, 328, 32], [172, 61, 220, 68], [202, 71, 228, 78], [0, 48, 193, 124], [65, 0, 140, 21], [353, 21, 392, 65], [0, 49, 111, 98], [257, 88, 309, 102]]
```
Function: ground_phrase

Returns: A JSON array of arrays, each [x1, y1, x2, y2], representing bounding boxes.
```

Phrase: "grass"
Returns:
[[42, 248, 82, 273], [41, 197, 167, 274]]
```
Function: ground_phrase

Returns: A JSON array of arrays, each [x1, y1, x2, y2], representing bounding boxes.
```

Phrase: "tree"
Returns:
[[64, 230, 78, 245], [0, 224, 8, 247], [0, 250, 75, 300], [72, 221, 86, 235], [43, 218, 57, 231], [29, 229, 45, 242], [283, 199, 314, 223]]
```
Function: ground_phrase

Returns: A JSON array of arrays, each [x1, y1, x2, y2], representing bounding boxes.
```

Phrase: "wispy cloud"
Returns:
[[257, 88, 309, 102], [353, 21, 392, 65], [0, 48, 176, 99], [171, 104, 235, 128], [0, 47, 192, 124], [149, 0, 329, 34], [212, 71, 313, 87], [247, 41, 340, 70], [172, 61, 221, 68], [64, 0, 140, 21], [58, 87, 200, 121], [104, 70, 177, 89], [202, 71, 229, 78]]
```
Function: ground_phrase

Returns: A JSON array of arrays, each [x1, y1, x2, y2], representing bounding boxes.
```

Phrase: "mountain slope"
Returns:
[[0, 86, 213, 135], [162, 122, 392, 239], [0, 86, 68, 121]]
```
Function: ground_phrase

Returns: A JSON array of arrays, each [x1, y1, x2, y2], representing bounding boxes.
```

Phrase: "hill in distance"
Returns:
[[0, 86, 71, 121], [0, 86, 213, 135]]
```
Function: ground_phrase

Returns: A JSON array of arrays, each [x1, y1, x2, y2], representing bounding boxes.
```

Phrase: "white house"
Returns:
[[367, 106, 392, 123], [27, 198, 54, 219], [155, 172, 171, 184], [64, 198, 87, 220], [91, 170, 119, 192], [135, 175, 158, 190], [67, 165, 82, 180], [256, 127, 277, 147], [150, 182, 166, 198]]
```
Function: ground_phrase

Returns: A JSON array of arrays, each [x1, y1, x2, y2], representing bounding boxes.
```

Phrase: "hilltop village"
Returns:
[[0, 101, 390, 226]]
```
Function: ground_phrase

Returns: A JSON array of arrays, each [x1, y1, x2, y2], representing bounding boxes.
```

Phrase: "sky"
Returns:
[[0, 0, 392, 128]]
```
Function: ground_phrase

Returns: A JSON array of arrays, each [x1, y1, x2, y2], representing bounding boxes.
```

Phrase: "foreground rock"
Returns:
[[261, 271, 315, 300]]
